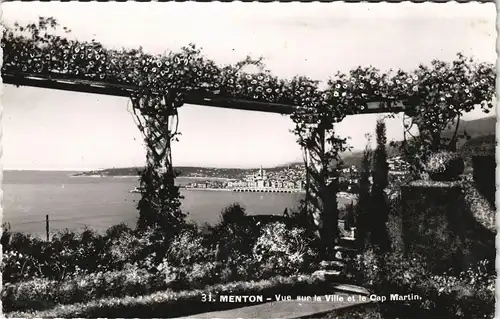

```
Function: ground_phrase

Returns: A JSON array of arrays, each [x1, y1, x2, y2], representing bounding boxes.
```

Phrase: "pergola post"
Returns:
[[131, 91, 184, 231], [308, 122, 339, 259]]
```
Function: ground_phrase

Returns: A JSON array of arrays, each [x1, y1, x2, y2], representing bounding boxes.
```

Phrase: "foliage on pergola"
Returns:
[[3, 17, 494, 130], [2, 17, 496, 247]]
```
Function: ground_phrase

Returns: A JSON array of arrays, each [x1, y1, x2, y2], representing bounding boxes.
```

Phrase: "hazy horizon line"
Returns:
[[5, 112, 494, 172], [3, 162, 306, 172]]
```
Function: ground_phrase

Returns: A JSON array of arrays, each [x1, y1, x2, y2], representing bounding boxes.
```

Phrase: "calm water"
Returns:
[[3, 171, 352, 238], [3, 171, 310, 237]]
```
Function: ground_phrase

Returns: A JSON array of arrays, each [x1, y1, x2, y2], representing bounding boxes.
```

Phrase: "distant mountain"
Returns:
[[73, 163, 305, 179], [340, 116, 496, 168], [73, 116, 495, 177], [442, 116, 496, 141]]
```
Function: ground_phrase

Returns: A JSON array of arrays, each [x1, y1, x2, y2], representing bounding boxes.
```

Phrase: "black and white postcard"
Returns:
[[0, 2, 496, 318]]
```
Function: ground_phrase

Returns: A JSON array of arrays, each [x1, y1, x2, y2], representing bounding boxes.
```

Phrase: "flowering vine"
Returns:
[[394, 55, 494, 174]]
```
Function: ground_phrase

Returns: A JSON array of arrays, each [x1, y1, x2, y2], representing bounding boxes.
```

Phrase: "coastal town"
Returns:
[[76, 156, 412, 200], [185, 165, 305, 193], [183, 156, 411, 199]]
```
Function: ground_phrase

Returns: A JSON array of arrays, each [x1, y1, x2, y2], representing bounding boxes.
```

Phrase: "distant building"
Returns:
[[228, 164, 307, 190]]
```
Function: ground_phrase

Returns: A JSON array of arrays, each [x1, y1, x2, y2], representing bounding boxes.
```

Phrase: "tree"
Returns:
[[345, 201, 356, 229], [356, 137, 373, 250], [370, 119, 391, 253], [373, 119, 389, 189], [218, 203, 247, 228]]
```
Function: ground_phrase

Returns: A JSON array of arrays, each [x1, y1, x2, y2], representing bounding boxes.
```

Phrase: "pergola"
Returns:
[[2, 68, 405, 256], [4, 18, 494, 258], [3, 71, 405, 115]]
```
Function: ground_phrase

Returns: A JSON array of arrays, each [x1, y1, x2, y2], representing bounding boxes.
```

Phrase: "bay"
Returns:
[[3, 171, 352, 238]]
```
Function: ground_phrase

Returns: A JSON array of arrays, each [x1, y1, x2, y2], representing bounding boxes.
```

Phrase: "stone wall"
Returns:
[[400, 180, 495, 274]]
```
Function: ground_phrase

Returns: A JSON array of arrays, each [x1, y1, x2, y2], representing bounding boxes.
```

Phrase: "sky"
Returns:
[[1, 2, 497, 170]]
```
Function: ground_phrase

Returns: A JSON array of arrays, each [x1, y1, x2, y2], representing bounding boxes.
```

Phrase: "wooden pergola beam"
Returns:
[[2, 71, 405, 115], [2, 72, 298, 114]]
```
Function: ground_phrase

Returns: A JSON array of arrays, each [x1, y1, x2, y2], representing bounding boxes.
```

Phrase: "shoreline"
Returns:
[[182, 188, 305, 194], [70, 175, 107, 178], [71, 175, 233, 180], [182, 188, 232, 192], [181, 188, 357, 200], [68, 175, 356, 199], [180, 176, 233, 181]]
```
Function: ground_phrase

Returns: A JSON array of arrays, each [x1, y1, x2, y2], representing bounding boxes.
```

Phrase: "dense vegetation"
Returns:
[[1, 203, 323, 315], [3, 117, 495, 318], [345, 118, 495, 319], [315, 252, 495, 319], [3, 176, 495, 318]]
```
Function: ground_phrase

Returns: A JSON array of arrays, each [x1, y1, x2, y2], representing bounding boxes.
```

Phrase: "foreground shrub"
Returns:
[[252, 222, 318, 278], [8, 274, 330, 318], [462, 181, 496, 233], [207, 203, 256, 259], [103, 229, 152, 270], [2, 250, 44, 283], [3, 228, 108, 282], [5, 250, 274, 314], [167, 228, 217, 267], [195, 203, 261, 282], [323, 304, 383, 319], [155, 258, 223, 290], [355, 249, 495, 319], [4, 205, 319, 286], [424, 151, 464, 181], [2, 224, 179, 283], [2, 230, 99, 282], [2, 264, 173, 312], [153, 232, 222, 288], [218, 202, 247, 227]]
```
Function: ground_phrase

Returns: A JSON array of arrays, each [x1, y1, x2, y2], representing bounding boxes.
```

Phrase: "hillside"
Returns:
[[441, 116, 496, 141], [74, 116, 495, 177], [341, 116, 496, 167], [73, 163, 305, 179]]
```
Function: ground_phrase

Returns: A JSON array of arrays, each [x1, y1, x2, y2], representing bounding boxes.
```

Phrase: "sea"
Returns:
[[3, 170, 352, 238]]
